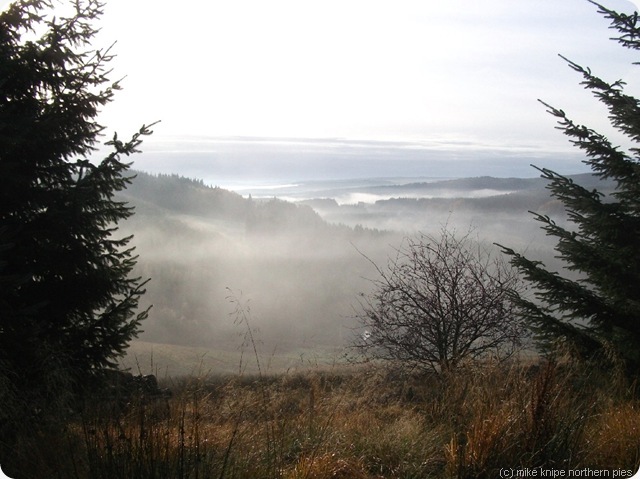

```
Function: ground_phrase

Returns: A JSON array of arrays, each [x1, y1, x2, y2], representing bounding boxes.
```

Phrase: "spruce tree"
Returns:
[[0, 0, 152, 414], [500, 1, 640, 376]]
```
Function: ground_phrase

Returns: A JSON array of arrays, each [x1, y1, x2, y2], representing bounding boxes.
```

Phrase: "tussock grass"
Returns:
[[2, 359, 640, 478]]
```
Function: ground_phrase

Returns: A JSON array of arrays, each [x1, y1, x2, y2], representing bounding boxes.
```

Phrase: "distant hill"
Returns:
[[121, 171, 395, 237], [115, 172, 393, 353], [122, 172, 248, 220], [296, 173, 614, 235], [114, 170, 617, 361], [121, 171, 614, 230]]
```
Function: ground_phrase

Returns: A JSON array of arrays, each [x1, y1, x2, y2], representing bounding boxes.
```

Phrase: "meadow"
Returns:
[[6, 355, 640, 479]]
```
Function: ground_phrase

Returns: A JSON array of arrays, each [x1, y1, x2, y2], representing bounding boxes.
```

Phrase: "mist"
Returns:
[[117, 173, 396, 367], [114, 170, 612, 375]]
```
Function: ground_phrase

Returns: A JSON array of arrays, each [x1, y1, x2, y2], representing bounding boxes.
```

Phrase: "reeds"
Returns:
[[3, 358, 640, 479]]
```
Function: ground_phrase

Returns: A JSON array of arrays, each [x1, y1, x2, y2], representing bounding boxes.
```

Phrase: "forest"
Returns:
[[113, 170, 603, 374], [117, 171, 393, 359]]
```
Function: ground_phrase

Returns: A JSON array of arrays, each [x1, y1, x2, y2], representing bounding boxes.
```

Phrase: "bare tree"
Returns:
[[354, 227, 526, 373]]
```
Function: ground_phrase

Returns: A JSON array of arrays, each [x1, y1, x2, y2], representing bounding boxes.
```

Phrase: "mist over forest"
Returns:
[[115, 170, 615, 373], [118, 172, 393, 355]]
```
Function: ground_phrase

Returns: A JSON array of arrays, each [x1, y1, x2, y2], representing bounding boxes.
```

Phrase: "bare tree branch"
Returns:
[[353, 226, 527, 373]]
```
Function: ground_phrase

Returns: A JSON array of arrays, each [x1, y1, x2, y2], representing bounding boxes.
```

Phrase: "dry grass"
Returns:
[[582, 401, 640, 467], [2, 360, 640, 479]]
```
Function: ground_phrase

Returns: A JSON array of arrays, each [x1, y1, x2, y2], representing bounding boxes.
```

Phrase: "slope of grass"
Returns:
[[3, 358, 640, 479], [118, 340, 347, 377]]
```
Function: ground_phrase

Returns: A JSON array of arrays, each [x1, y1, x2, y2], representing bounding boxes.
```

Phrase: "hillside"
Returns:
[[114, 171, 615, 373], [299, 173, 615, 233], [116, 172, 394, 358]]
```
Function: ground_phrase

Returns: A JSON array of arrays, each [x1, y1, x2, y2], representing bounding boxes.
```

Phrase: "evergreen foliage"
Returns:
[[500, 1, 640, 375], [0, 0, 152, 415]]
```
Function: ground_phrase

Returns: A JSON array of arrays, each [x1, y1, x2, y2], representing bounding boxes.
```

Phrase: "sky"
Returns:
[[3, 0, 640, 180]]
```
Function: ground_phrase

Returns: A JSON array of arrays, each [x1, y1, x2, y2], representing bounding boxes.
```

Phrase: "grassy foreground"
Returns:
[[4, 359, 640, 479]]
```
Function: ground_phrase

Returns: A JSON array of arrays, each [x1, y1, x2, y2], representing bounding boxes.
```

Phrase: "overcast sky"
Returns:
[[3, 0, 640, 178], [94, 1, 640, 145]]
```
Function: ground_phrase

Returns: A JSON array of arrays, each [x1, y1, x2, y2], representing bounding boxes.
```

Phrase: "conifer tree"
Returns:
[[500, 1, 640, 376], [0, 0, 152, 413]]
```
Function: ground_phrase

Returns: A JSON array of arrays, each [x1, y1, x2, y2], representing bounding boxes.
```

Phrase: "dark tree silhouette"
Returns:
[[0, 0, 153, 419], [355, 228, 525, 373], [500, 1, 640, 377]]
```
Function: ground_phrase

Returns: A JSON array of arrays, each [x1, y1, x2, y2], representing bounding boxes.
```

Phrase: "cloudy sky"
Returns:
[[3, 0, 640, 179], [95, 1, 640, 142]]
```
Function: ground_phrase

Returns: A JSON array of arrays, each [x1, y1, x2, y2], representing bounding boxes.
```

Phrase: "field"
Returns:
[[116, 340, 347, 377], [5, 354, 640, 479]]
